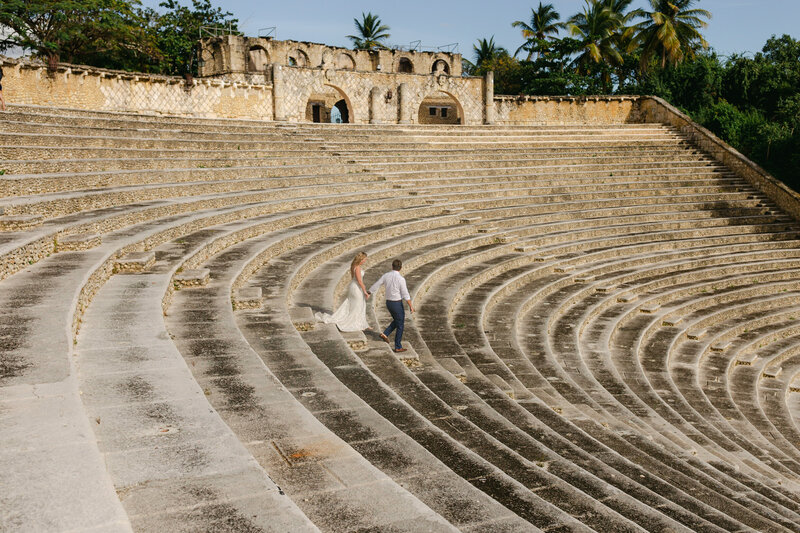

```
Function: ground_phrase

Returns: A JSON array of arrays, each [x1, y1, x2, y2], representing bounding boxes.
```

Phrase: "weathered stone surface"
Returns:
[[173, 268, 210, 288], [341, 330, 368, 351], [2, 97, 800, 533], [0, 215, 43, 231], [438, 357, 467, 380], [115, 251, 156, 273], [233, 286, 263, 310], [58, 232, 102, 251], [289, 306, 315, 331]]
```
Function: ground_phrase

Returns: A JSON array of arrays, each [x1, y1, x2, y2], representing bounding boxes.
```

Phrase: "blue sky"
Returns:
[[141, 0, 799, 60]]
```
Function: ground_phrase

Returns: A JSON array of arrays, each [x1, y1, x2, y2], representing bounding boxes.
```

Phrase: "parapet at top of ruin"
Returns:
[[198, 35, 462, 80]]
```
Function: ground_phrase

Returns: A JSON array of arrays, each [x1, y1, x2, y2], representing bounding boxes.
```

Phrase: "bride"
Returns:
[[314, 252, 371, 331]]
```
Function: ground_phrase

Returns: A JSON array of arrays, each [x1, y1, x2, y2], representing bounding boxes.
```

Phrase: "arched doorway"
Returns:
[[305, 85, 352, 123], [418, 91, 462, 125], [332, 100, 349, 123]]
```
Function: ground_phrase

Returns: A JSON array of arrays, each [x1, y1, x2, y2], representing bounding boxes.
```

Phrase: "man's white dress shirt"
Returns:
[[369, 270, 410, 301]]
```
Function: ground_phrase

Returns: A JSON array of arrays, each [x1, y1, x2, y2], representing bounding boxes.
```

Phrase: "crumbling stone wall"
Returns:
[[0, 57, 272, 119], [199, 35, 462, 84], [493, 95, 643, 124]]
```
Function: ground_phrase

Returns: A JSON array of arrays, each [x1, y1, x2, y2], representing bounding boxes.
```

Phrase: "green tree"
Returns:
[[568, 0, 624, 92], [511, 3, 565, 60], [467, 36, 509, 71], [142, 0, 238, 76], [632, 0, 711, 72], [347, 12, 390, 50], [0, 0, 156, 69]]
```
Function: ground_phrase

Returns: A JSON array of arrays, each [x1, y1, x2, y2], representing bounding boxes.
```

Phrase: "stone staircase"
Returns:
[[1, 103, 799, 532]]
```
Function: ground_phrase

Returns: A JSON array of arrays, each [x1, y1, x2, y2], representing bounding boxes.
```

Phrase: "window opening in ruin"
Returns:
[[419, 92, 461, 125], [336, 53, 355, 71], [288, 57, 297, 66], [247, 46, 269, 72], [432, 60, 450, 75], [398, 57, 413, 73], [312, 104, 321, 123]]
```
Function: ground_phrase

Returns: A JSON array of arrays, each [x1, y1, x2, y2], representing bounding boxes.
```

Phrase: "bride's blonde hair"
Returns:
[[350, 251, 367, 277]]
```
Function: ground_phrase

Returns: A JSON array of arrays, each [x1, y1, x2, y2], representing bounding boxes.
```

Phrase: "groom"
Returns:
[[369, 259, 415, 353]]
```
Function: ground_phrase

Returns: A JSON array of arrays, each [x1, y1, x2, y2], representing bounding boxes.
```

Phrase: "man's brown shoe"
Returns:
[[393, 348, 407, 353], [380, 333, 390, 343]]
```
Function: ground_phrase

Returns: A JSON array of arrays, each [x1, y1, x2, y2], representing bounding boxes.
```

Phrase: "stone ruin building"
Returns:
[[197, 35, 493, 125]]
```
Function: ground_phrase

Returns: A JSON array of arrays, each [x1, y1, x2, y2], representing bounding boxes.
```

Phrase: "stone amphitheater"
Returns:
[[2, 95, 800, 533]]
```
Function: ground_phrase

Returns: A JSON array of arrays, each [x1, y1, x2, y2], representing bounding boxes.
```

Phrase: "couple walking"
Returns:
[[315, 253, 415, 353]]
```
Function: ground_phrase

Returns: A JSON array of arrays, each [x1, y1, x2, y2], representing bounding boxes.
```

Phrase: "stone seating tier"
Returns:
[[1, 104, 799, 532]]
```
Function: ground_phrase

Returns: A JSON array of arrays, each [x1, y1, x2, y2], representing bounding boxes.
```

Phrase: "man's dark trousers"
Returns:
[[384, 300, 405, 350]]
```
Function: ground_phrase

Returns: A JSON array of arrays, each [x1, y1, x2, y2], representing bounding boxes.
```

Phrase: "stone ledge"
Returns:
[[687, 329, 707, 341], [114, 251, 155, 273], [486, 374, 515, 399], [341, 330, 367, 351], [762, 366, 782, 379], [0, 215, 43, 231], [394, 342, 419, 362], [289, 307, 315, 331], [711, 341, 731, 352], [438, 357, 467, 381], [174, 268, 211, 288], [735, 352, 758, 366], [233, 287, 263, 310], [514, 244, 536, 253], [57, 233, 102, 252]]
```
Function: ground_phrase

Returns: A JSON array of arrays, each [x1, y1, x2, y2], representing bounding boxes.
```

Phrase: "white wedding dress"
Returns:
[[314, 271, 370, 332]]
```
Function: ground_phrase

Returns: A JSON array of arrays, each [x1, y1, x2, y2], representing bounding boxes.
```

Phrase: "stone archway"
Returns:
[[247, 46, 270, 72], [288, 49, 309, 67], [418, 91, 463, 125], [397, 57, 414, 73], [305, 84, 353, 123]]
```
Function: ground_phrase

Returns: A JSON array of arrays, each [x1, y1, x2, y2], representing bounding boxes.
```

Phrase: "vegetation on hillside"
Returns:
[[0, 0, 238, 75], [465, 1, 798, 191]]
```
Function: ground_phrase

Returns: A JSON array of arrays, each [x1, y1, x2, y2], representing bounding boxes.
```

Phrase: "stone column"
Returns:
[[272, 63, 286, 121], [370, 86, 382, 124], [484, 70, 495, 125], [397, 83, 411, 124]]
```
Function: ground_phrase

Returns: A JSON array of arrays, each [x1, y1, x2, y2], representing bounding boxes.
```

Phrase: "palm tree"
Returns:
[[473, 36, 508, 68], [568, 0, 624, 88], [511, 3, 565, 60], [633, 0, 711, 71], [347, 12, 391, 50]]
